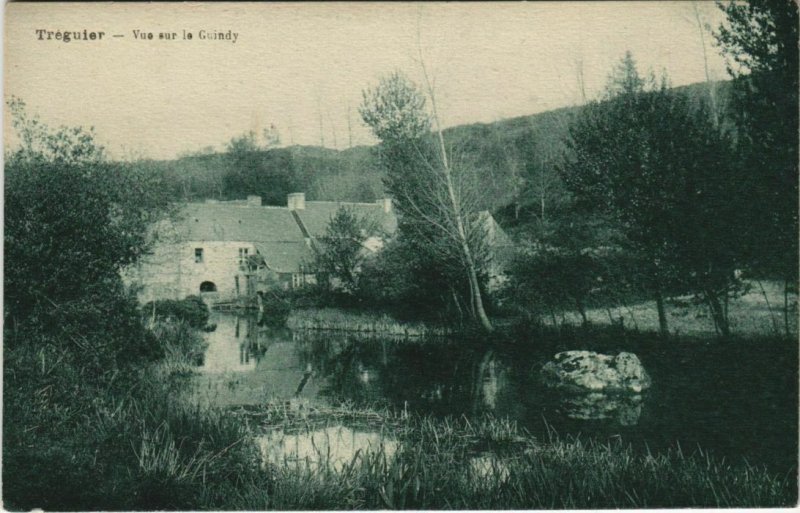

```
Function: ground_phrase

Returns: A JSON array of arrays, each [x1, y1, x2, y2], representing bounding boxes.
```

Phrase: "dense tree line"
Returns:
[[130, 142, 385, 205], [506, 1, 797, 337]]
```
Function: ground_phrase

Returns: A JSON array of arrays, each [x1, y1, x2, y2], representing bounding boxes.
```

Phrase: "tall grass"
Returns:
[[3, 316, 258, 511], [234, 413, 795, 509], [148, 319, 209, 377]]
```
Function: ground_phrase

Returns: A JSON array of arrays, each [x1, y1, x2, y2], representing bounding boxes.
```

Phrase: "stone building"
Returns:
[[125, 192, 511, 304], [125, 193, 395, 304]]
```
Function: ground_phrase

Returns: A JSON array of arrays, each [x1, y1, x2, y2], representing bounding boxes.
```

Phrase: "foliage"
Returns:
[[148, 318, 209, 374], [315, 206, 382, 293], [258, 290, 295, 327], [360, 71, 494, 330], [2, 100, 187, 510], [4, 99, 172, 360], [561, 53, 744, 336], [713, 0, 798, 282], [4, 344, 259, 510], [142, 295, 210, 329], [225, 411, 793, 510], [224, 145, 297, 206], [6, 96, 107, 166]]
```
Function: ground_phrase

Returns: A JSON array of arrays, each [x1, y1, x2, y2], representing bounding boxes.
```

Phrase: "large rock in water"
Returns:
[[541, 351, 651, 393]]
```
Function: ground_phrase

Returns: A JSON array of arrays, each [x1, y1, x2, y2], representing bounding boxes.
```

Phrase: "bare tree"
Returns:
[[686, 1, 722, 127], [575, 58, 588, 105], [361, 72, 494, 331], [346, 102, 354, 149]]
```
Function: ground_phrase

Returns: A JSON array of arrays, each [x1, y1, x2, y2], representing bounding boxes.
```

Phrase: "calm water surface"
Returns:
[[193, 312, 798, 476]]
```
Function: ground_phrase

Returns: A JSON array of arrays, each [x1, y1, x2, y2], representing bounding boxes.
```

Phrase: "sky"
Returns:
[[4, 2, 730, 160]]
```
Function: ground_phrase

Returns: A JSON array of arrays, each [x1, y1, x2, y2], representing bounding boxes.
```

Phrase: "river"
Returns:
[[191, 312, 797, 477]]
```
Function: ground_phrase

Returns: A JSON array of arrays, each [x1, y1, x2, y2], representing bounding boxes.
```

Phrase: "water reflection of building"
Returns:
[[197, 313, 325, 405], [237, 316, 269, 366]]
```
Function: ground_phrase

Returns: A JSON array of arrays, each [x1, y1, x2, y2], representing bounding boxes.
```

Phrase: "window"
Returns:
[[292, 273, 303, 288], [238, 247, 249, 270], [195, 248, 204, 263]]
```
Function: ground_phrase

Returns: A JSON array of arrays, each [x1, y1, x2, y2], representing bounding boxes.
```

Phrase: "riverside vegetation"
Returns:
[[5, 298, 796, 510]]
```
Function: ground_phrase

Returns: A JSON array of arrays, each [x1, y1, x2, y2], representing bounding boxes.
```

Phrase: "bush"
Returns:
[[149, 319, 209, 372], [143, 295, 210, 328]]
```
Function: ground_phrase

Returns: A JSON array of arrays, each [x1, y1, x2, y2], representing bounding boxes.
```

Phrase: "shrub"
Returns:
[[143, 295, 210, 329]]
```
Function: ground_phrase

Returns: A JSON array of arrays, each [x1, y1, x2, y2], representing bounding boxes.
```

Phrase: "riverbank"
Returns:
[[6, 306, 797, 510], [550, 279, 798, 337], [287, 307, 453, 337], [144, 316, 797, 509], [75, 393, 799, 509]]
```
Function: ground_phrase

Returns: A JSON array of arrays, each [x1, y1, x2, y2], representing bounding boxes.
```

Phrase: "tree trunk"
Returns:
[[655, 290, 669, 337], [432, 113, 490, 329], [467, 260, 493, 331], [420, 58, 493, 333], [451, 287, 464, 324], [576, 298, 588, 326], [756, 279, 781, 335], [472, 350, 494, 415], [784, 278, 791, 337], [705, 289, 730, 337]]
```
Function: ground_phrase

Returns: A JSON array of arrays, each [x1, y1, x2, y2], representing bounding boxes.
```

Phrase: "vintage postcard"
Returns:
[[4, 2, 798, 510]]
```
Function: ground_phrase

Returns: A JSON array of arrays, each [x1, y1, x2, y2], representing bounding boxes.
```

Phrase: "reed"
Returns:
[[235, 412, 794, 509]]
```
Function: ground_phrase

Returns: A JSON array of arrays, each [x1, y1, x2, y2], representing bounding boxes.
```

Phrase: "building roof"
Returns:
[[177, 203, 304, 243], [253, 241, 316, 274], [295, 201, 397, 238], [168, 197, 509, 275]]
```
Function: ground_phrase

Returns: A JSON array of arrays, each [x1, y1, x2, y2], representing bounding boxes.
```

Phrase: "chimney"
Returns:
[[376, 198, 392, 213], [247, 195, 262, 207], [287, 192, 306, 211]]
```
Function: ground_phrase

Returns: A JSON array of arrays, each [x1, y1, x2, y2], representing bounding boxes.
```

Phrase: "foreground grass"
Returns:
[[7, 371, 794, 510], [224, 408, 795, 509]]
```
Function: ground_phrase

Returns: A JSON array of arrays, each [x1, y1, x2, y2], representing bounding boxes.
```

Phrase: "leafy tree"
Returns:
[[223, 143, 297, 206], [714, 0, 798, 333], [562, 53, 743, 336], [7, 96, 107, 167], [5, 99, 171, 332], [315, 206, 380, 292], [360, 71, 494, 331]]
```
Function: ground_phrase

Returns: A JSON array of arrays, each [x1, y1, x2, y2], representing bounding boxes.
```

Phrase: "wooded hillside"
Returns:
[[127, 80, 730, 237]]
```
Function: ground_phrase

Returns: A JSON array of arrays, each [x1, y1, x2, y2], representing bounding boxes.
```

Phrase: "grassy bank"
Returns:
[[287, 307, 453, 337], [201, 405, 797, 509], [550, 279, 798, 337], [3, 314, 253, 511]]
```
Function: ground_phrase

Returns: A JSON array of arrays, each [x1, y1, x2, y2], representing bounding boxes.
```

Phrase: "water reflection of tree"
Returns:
[[294, 335, 391, 407], [235, 315, 271, 366], [291, 334, 531, 421], [471, 350, 530, 419], [367, 341, 491, 417]]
